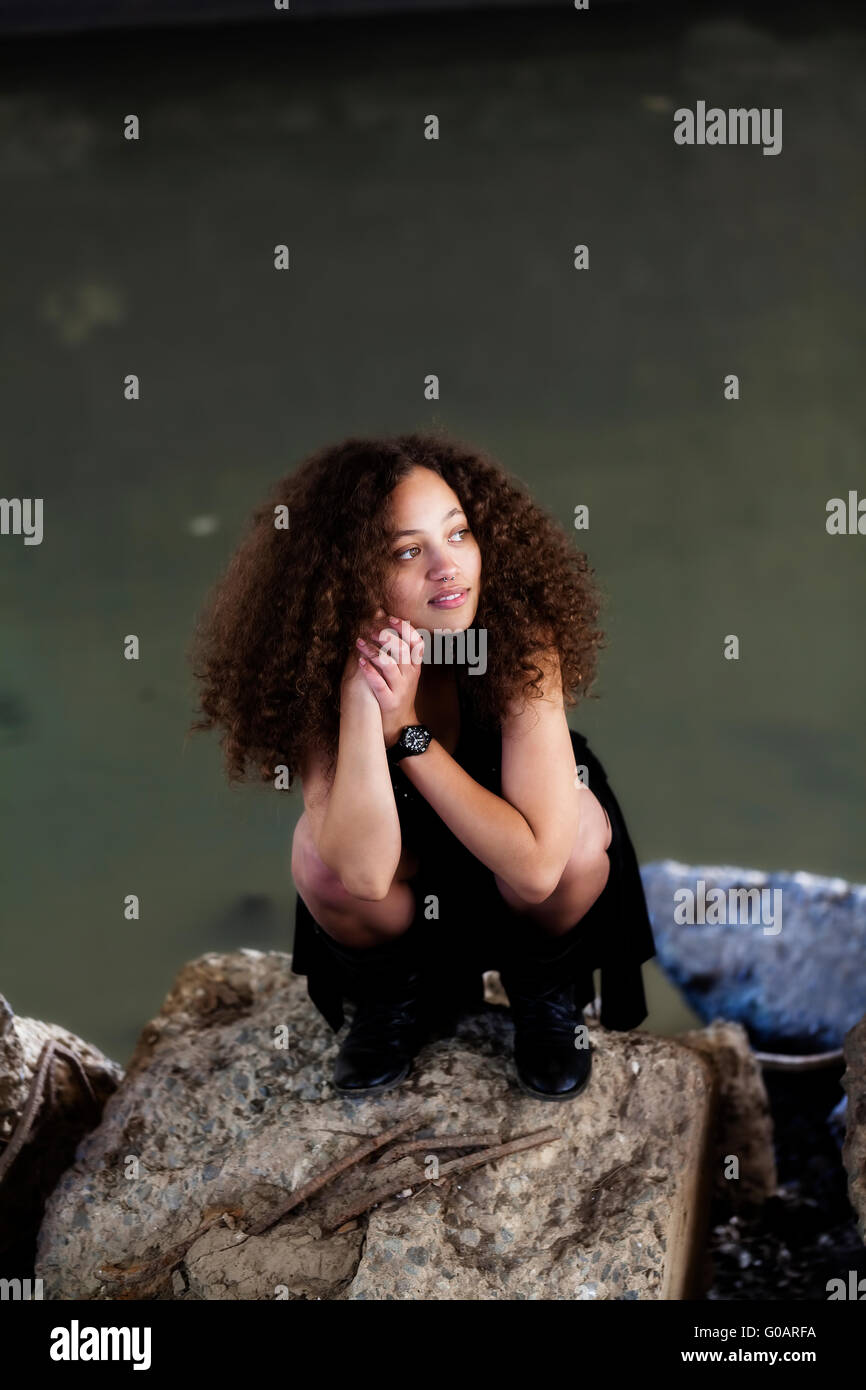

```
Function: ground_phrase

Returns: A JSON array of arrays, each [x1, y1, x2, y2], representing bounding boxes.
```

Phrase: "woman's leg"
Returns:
[[493, 788, 613, 934], [292, 813, 428, 1095], [291, 811, 419, 947], [494, 789, 613, 1100]]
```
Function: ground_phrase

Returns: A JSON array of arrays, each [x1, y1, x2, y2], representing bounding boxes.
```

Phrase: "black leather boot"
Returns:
[[313, 923, 428, 1096], [499, 919, 593, 1102]]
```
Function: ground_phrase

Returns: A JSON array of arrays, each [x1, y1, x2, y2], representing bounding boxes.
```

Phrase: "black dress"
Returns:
[[290, 679, 656, 1034]]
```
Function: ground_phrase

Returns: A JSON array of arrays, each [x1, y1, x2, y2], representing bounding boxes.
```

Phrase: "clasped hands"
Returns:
[[344, 608, 426, 747]]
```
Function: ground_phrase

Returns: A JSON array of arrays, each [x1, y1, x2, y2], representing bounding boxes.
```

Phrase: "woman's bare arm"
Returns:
[[300, 672, 402, 901], [396, 649, 584, 903]]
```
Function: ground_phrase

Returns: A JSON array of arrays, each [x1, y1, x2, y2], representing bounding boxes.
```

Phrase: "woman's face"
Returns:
[[382, 466, 481, 633]]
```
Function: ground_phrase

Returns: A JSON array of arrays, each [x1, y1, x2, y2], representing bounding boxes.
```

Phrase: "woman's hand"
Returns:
[[340, 633, 381, 713], [356, 609, 425, 746]]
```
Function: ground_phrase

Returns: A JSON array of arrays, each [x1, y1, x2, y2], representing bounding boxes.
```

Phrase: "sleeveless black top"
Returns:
[[290, 677, 656, 1033]]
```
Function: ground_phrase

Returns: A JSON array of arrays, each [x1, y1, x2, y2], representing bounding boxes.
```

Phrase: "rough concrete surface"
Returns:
[[35, 949, 730, 1299], [674, 1020, 777, 1209], [841, 1014, 866, 1246]]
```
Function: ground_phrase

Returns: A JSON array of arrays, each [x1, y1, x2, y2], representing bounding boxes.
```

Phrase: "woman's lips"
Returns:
[[428, 588, 467, 609]]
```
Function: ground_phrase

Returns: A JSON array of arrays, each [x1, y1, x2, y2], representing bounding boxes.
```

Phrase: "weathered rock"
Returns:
[[36, 949, 718, 1300], [674, 1020, 777, 1209], [641, 861, 866, 1052], [841, 1014, 866, 1245], [0, 993, 122, 1273]]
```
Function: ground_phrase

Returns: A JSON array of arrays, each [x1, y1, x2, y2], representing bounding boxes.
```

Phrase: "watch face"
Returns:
[[388, 725, 431, 764], [403, 725, 429, 753]]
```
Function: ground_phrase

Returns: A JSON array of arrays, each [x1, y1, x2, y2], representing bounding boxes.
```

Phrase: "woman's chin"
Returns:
[[421, 606, 477, 633]]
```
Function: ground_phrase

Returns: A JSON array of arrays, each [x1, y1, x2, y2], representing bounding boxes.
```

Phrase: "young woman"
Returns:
[[190, 431, 656, 1101]]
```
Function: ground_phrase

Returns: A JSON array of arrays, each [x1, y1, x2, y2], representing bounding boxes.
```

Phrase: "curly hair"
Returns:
[[188, 429, 606, 787]]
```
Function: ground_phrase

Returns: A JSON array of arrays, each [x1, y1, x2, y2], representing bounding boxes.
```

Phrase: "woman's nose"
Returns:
[[428, 552, 456, 580]]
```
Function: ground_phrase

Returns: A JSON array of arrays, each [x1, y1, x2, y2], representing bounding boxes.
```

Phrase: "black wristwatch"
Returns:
[[386, 724, 433, 765]]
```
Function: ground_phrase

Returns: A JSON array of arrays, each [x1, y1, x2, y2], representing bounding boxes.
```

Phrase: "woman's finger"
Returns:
[[358, 656, 393, 702], [388, 615, 423, 648], [371, 627, 411, 667], [357, 639, 401, 691]]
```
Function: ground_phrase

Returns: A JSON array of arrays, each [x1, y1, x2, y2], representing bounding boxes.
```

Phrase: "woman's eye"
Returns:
[[393, 529, 468, 560]]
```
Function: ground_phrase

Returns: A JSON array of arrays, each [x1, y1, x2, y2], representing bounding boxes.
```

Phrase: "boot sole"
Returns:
[[332, 1059, 412, 1097]]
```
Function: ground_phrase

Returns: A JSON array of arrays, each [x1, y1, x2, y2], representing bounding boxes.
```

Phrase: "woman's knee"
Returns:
[[291, 813, 353, 911], [291, 813, 416, 936], [601, 805, 613, 853], [493, 828, 611, 933]]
